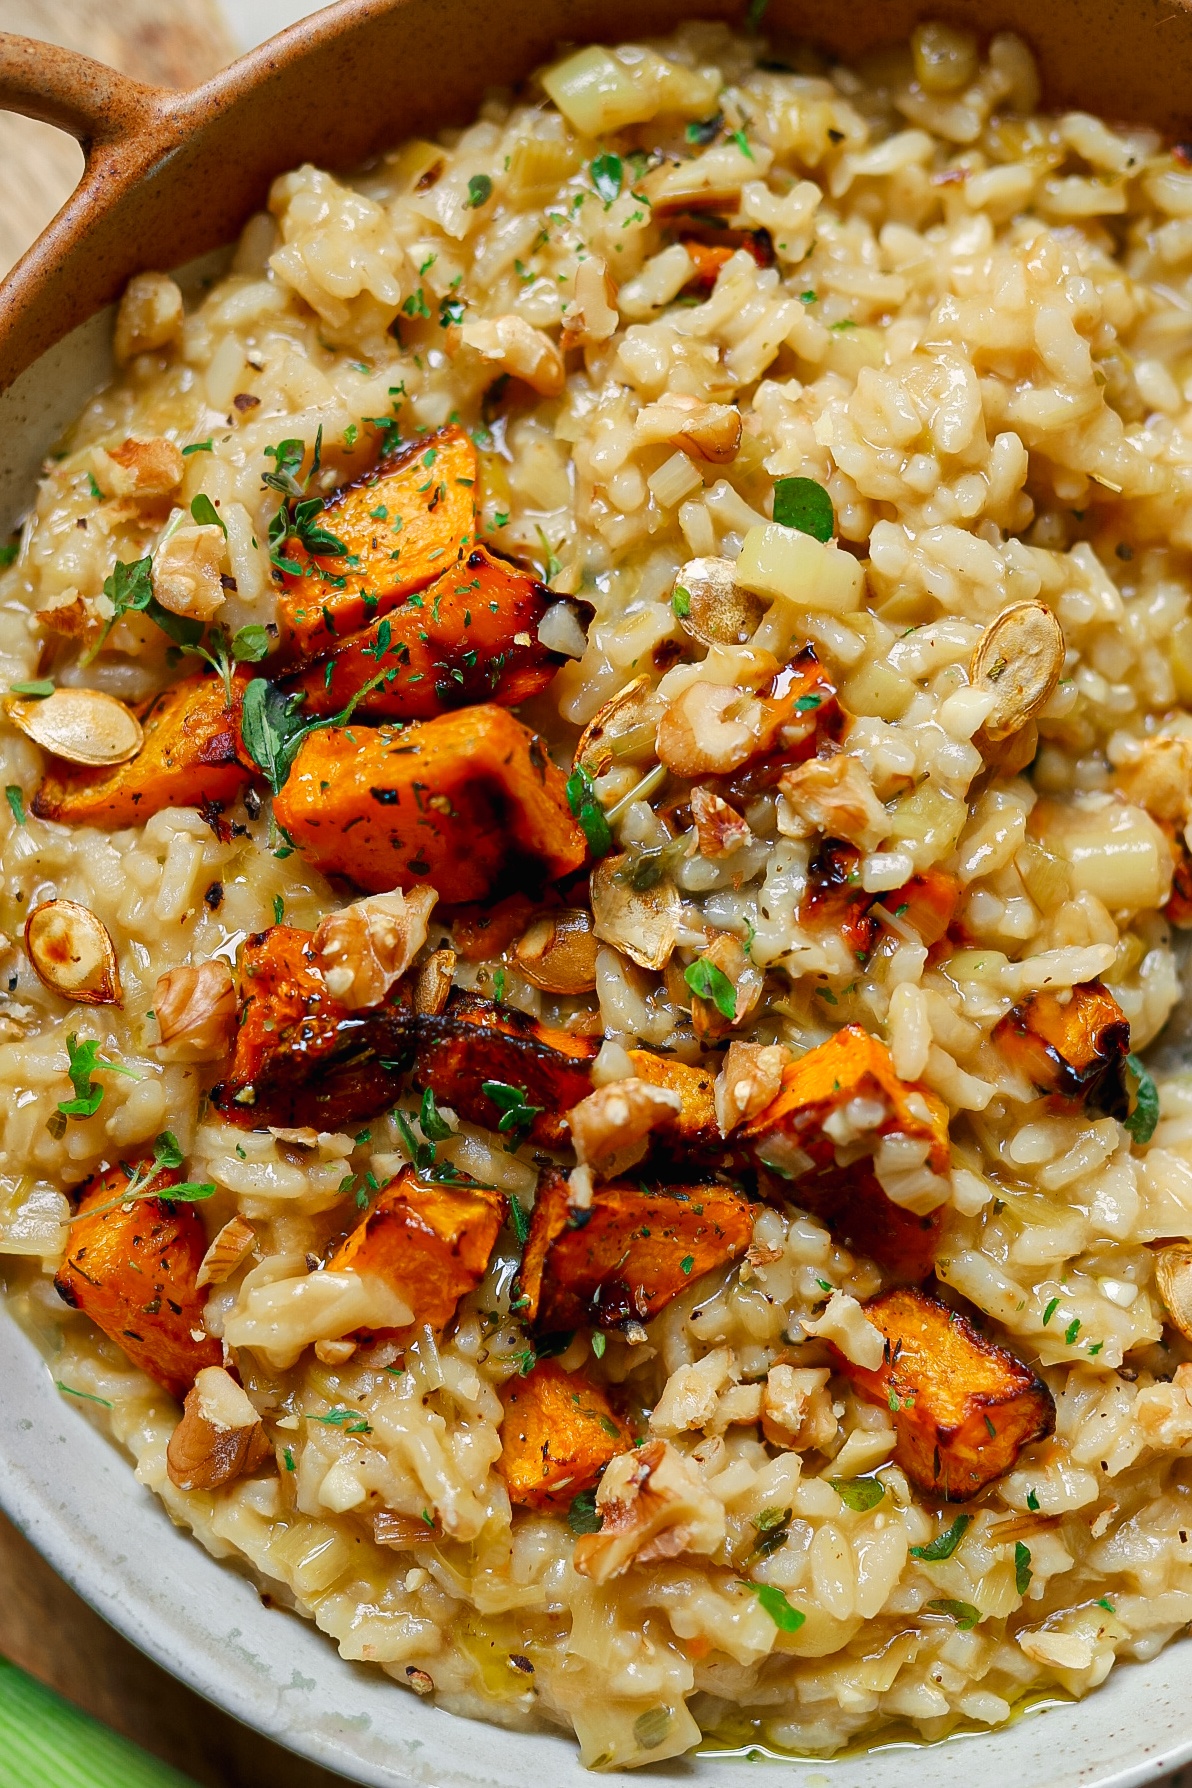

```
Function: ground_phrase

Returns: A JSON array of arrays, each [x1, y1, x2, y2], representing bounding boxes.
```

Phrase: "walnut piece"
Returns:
[[455, 315, 565, 396], [656, 681, 761, 777], [96, 436, 184, 500], [152, 523, 226, 622], [312, 886, 438, 1009], [561, 255, 618, 349], [196, 1215, 257, 1289], [166, 1366, 271, 1491], [633, 393, 742, 464], [779, 754, 889, 853], [689, 785, 752, 860], [572, 1439, 726, 1582], [154, 959, 237, 1061], [714, 1040, 790, 1135], [567, 1075, 682, 1179]]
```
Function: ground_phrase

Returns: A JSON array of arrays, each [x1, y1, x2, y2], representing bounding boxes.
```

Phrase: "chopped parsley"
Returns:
[[467, 173, 493, 207], [482, 1080, 543, 1143], [830, 1477, 885, 1512], [927, 1599, 981, 1631], [1124, 1053, 1159, 1145], [745, 1581, 804, 1632], [910, 1513, 970, 1561], [565, 763, 612, 857], [568, 1489, 602, 1534], [5, 786, 25, 827], [309, 1408, 372, 1435], [590, 152, 623, 205], [1015, 1541, 1032, 1596]]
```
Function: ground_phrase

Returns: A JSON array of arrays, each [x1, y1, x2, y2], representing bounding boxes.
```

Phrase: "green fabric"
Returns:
[[0, 1657, 199, 1788]]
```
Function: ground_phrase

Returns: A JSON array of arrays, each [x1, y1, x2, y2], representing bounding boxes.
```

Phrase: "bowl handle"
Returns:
[[0, 31, 171, 151]]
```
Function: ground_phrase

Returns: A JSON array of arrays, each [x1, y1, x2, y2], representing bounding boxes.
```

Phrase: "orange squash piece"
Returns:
[[274, 705, 586, 900], [833, 1287, 1055, 1500], [31, 672, 251, 829], [54, 1163, 220, 1400], [800, 839, 880, 962], [284, 547, 562, 720], [326, 1166, 505, 1330], [276, 425, 477, 663], [519, 1171, 753, 1332], [889, 869, 962, 947], [716, 647, 845, 804], [625, 1048, 741, 1173], [450, 893, 537, 962], [742, 1025, 950, 1177], [211, 925, 416, 1129], [783, 1162, 941, 1284], [499, 1359, 632, 1509], [415, 991, 596, 1148], [992, 981, 1130, 1118]]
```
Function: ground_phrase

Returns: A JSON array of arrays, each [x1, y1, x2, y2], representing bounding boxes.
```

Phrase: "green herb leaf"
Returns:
[[231, 623, 271, 663], [927, 1599, 981, 1632], [419, 1086, 454, 1142], [591, 152, 623, 205], [1015, 1540, 1032, 1596], [241, 662, 390, 795], [82, 555, 154, 664], [153, 1131, 185, 1171], [568, 1490, 603, 1534], [772, 476, 834, 541], [56, 1033, 138, 1122], [509, 1197, 530, 1247], [0, 540, 19, 567], [591, 1331, 606, 1359], [482, 1080, 543, 1139], [182, 439, 214, 456], [467, 173, 493, 207], [672, 585, 691, 618], [565, 763, 612, 858], [746, 1581, 805, 1632], [910, 1513, 970, 1561], [684, 956, 737, 1020], [5, 785, 25, 827], [751, 1505, 792, 1558], [9, 679, 54, 698], [55, 1381, 113, 1408], [830, 1476, 885, 1512], [1065, 1317, 1081, 1345], [190, 493, 227, 538], [309, 1407, 372, 1434], [1124, 1052, 1159, 1145]]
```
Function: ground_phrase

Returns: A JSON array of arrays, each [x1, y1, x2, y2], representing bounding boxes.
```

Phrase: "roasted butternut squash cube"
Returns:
[[718, 647, 845, 803], [833, 1286, 1055, 1500], [499, 1359, 632, 1509], [890, 868, 961, 947], [277, 425, 477, 662], [32, 671, 251, 828], [54, 1164, 220, 1400], [519, 1171, 753, 1332], [326, 1166, 505, 1330], [625, 1048, 740, 1173], [799, 839, 879, 962], [274, 705, 586, 900], [780, 1161, 941, 1284], [992, 981, 1129, 1117], [415, 991, 596, 1148], [742, 1025, 950, 1178], [211, 925, 416, 1129], [450, 892, 536, 962], [284, 547, 562, 720]]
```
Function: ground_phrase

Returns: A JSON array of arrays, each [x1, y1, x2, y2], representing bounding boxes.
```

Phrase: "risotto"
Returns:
[[8, 15, 1192, 1770]]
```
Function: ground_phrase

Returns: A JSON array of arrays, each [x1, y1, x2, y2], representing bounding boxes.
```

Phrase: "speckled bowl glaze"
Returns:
[[3, 1, 1192, 1782]]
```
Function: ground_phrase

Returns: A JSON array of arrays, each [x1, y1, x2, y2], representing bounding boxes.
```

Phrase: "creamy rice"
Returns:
[[6, 17, 1192, 1769]]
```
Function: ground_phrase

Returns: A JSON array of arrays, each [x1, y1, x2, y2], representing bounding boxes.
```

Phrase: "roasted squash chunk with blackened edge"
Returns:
[[519, 1170, 753, 1332], [284, 547, 563, 720], [276, 425, 477, 663], [799, 839, 880, 962], [786, 1162, 941, 1285], [742, 1025, 949, 1177], [992, 980, 1130, 1117], [32, 671, 251, 828], [274, 705, 586, 900], [326, 1166, 505, 1330], [54, 1163, 220, 1400], [500, 1359, 633, 1509], [716, 647, 845, 803], [211, 925, 417, 1129], [832, 1286, 1055, 1500], [626, 1048, 737, 1172], [415, 991, 596, 1148]]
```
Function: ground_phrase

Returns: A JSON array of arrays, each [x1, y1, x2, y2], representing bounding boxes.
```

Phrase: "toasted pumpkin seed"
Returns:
[[970, 603, 1064, 743], [575, 676, 657, 778], [6, 686, 143, 766], [25, 899, 122, 1004], [1155, 1245, 1192, 1343], [674, 557, 767, 647], [591, 854, 681, 971], [515, 907, 599, 994]]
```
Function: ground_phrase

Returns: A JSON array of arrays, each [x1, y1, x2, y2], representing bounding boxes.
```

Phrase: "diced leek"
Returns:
[[735, 523, 864, 614], [541, 46, 651, 136]]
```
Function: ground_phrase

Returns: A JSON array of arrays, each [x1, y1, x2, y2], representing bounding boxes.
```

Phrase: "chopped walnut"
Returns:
[[714, 1040, 790, 1135], [153, 523, 226, 622], [454, 315, 565, 396], [313, 886, 438, 1009], [166, 1366, 270, 1491], [1134, 1362, 1192, 1449], [779, 754, 889, 854], [37, 589, 103, 639], [1117, 735, 1192, 828], [633, 393, 742, 464], [572, 1439, 726, 1582], [560, 256, 618, 349], [650, 1348, 735, 1437], [761, 1364, 835, 1450], [94, 437, 185, 501], [689, 785, 752, 860], [567, 1076, 682, 1179], [154, 959, 238, 1062], [114, 272, 185, 364], [657, 681, 761, 778]]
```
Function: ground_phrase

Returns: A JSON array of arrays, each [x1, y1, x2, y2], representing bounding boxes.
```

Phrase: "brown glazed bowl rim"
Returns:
[[2, 2, 1192, 1783]]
